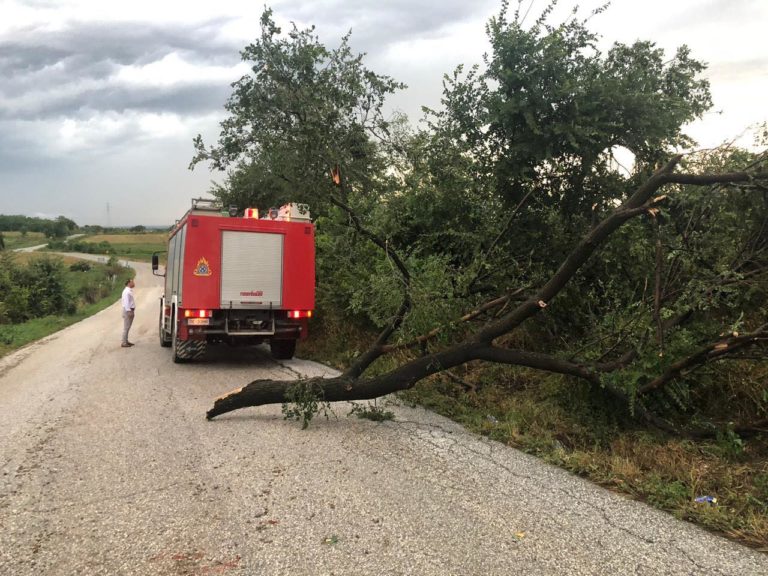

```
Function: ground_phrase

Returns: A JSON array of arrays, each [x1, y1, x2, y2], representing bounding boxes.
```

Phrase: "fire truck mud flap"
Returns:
[[172, 319, 207, 363], [173, 339, 207, 362]]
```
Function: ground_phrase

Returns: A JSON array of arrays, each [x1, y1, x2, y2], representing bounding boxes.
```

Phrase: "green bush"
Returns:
[[78, 283, 109, 305], [69, 261, 91, 272], [0, 325, 14, 345], [5, 285, 31, 323], [26, 257, 76, 316]]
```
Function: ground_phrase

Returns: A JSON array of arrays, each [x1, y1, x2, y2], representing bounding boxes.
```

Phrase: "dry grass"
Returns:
[[3, 231, 46, 239], [81, 233, 167, 244], [9, 252, 81, 266], [1, 231, 47, 249]]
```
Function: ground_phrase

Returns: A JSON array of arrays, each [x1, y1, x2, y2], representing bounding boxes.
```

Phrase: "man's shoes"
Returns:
[[121, 343, 131, 348], [127, 342, 135, 346]]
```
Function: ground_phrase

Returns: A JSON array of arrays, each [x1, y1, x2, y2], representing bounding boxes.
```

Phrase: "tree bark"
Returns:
[[208, 341, 486, 419]]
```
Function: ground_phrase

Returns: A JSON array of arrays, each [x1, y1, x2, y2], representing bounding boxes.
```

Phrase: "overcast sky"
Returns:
[[1, 0, 766, 226]]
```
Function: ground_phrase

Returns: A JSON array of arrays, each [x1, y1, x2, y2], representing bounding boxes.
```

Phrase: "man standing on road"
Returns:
[[121, 278, 136, 348]]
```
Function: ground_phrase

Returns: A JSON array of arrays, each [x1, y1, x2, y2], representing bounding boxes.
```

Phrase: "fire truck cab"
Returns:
[[153, 198, 315, 363]]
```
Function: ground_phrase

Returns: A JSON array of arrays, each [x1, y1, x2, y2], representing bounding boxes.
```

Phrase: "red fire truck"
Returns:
[[152, 199, 315, 363]]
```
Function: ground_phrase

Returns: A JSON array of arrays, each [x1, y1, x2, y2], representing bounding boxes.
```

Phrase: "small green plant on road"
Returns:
[[348, 400, 395, 422], [282, 380, 334, 429]]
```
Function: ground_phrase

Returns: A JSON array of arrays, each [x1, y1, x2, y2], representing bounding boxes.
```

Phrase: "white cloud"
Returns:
[[49, 111, 205, 155], [137, 113, 187, 139], [55, 113, 132, 153], [115, 52, 248, 88]]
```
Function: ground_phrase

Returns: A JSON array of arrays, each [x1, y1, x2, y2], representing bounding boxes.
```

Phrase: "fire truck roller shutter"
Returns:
[[221, 231, 284, 309]]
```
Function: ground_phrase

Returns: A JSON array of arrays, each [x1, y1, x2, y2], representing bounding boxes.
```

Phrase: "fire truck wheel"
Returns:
[[270, 339, 296, 360]]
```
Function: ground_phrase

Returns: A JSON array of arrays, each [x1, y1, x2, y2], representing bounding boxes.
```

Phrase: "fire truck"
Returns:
[[152, 198, 315, 363]]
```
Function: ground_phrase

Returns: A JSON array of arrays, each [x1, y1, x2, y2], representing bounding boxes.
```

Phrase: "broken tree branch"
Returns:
[[380, 288, 527, 353], [638, 324, 768, 395]]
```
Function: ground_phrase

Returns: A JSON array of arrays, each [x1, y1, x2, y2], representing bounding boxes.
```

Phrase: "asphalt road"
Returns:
[[0, 263, 766, 575]]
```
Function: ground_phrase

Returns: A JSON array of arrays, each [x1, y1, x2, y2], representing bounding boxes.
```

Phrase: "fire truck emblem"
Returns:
[[193, 257, 212, 277]]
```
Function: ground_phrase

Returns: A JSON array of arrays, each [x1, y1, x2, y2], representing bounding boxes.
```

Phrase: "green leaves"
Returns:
[[191, 8, 404, 216], [194, 3, 766, 430]]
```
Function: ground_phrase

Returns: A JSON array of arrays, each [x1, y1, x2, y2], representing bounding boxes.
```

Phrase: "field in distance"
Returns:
[[2, 230, 47, 250], [49, 232, 168, 262], [84, 232, 168, 244]]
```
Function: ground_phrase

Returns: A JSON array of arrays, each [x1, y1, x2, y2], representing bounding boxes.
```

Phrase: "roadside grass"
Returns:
[[0, 257, 133, 358], [300, 318, 768, 552], [1, 231, 47, 250]]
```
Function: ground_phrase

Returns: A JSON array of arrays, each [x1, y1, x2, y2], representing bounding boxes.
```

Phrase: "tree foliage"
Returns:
[[190, 7, 404, 213], [195, 4, 768, 434]]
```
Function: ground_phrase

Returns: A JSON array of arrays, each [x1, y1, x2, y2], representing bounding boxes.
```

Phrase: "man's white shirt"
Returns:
[[121, 286, 135, 312]]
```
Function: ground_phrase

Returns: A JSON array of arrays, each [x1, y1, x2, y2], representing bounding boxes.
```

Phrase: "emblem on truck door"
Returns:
[[193, 257, 212, 277]]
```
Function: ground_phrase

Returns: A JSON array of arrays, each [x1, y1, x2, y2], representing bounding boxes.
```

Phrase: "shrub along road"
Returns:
[[0, 263, 765, 575]]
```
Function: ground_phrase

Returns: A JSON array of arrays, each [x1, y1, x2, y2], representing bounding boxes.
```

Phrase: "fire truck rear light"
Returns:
[[244, 207, 259, 219], [289, 310, 312, 319], [184, 309, 212, 318]]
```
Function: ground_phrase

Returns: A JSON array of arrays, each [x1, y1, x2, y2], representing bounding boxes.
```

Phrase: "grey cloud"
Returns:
[[0, 3, 497, 122], [0, 121, 62, 171], [1, 18, 239, 71], [1, 81, 234, 121], [273, 0, 498, 53], [0, 19, 243, 119]]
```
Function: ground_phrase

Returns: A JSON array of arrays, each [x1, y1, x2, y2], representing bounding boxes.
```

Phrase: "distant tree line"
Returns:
[[0, 215, 78, 239]]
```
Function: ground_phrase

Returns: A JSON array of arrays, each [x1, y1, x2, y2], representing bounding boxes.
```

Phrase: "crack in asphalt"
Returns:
[[392, 417, 725, 573]]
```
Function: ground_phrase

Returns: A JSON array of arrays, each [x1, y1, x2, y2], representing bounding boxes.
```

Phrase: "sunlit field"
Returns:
[[1, 230, 47, 249], [85, 232, 168, 244], [51, 232, 168, 262]]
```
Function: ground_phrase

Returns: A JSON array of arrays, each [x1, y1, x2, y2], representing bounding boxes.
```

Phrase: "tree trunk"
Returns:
[[207, 342, 485, 419]]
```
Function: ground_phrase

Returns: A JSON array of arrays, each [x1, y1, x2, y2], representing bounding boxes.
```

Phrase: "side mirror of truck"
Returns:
[[151, 252, 166, 277]]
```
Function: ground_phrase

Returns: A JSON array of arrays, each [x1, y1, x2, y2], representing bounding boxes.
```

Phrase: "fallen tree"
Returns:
[[207, 157, 768, 427], [195, 6, 768, 433]]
